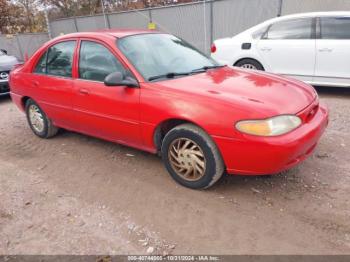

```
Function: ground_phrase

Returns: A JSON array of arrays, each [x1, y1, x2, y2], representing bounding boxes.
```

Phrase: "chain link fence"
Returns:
[[0, 33, 49, 60], [1, 0, 350, 58], [49, 0, 281, 53], [49, 0, 350, 54]]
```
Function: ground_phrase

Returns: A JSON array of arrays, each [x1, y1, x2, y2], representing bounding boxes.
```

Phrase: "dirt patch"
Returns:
[[0, 87, 349, 254]]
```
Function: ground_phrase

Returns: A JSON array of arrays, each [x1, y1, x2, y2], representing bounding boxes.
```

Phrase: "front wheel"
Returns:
[[161, 124, 225, 189]]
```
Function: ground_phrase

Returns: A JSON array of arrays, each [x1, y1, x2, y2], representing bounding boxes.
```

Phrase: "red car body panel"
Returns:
[[9, 30, 329, 175]]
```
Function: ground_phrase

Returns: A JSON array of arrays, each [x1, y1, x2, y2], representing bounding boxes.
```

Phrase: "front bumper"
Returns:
[[212, 103, 329, 175], [0, 79, 10, 95]]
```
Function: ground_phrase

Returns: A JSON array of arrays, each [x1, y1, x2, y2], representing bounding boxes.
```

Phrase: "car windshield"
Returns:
[[117, 33, 221, 81]]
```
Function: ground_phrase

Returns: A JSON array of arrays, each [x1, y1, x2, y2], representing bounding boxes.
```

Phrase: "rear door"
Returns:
[[73, 40, 141, 146], [314, 16, 350, 87], [31, 40, 77, 128], [257, 17, 316, 82]]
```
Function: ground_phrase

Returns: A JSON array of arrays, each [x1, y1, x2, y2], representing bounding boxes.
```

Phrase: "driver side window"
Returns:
[[79, 41, 126, 82]]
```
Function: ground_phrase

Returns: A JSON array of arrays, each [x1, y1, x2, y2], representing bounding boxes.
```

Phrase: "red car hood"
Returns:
[[154, 66, 317, 117]]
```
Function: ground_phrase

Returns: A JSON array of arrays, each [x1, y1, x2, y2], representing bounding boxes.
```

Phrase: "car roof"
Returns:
[[236, 11, 350, 37], [272, 11, 350, 24], [263, 11, 350, 26], [278, 11, 350, 19], [55, 29, 161, 40]]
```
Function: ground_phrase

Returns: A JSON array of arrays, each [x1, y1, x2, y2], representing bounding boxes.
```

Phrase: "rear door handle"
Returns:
[[32, 81, 39, 87], [79, 88, 90, 95], [318, 48, 333, 52], [261, 47, 272, 52]]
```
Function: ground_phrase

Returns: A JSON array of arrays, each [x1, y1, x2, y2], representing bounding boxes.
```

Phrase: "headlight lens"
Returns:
[[235, 115, 302, 136]]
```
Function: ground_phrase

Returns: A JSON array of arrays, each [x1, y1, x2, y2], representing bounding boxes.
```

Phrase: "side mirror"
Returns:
[[1, 49, 7, 55], [104, 72, 139, 88]]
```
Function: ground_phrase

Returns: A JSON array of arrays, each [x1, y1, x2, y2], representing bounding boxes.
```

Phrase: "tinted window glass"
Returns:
[[34, 51, 47, 74], [47, 41, 75, 77], [265, 19, 313, 39], [79, 41, 126, 82], [320, 17, 350, 39]]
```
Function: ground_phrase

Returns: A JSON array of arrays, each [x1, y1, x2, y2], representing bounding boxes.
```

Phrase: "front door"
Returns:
[[257, 17, 316, 82], [73, 40, 141, 146], [314, 16, 350, 87]]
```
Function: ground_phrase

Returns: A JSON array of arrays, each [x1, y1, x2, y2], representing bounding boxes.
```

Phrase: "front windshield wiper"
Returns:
[[148, 72, 190, 81], [191, 64, 226, 73], [148, 65, 226, 81]]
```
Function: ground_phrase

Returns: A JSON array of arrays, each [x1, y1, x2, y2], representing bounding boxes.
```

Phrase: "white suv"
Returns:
[[211, 12, 350, 87]]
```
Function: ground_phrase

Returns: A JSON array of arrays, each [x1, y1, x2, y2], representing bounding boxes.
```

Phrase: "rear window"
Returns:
[[252, 26, 268, 39], [264, 18, 313, 40], [33, 41, 76, 77], [34, 51, 47, 74], [47, 41, 76, 78]]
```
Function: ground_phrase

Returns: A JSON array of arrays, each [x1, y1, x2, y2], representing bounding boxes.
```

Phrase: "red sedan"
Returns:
[[10, 30, 329, 189]]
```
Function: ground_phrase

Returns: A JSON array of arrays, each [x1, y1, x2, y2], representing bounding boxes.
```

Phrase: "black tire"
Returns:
[[25, 99, 58, 138], [161, 124, 225, 189], [235, 59, 264, 71]]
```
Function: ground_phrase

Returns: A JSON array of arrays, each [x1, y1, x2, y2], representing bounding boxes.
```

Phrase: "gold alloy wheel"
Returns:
[[28, 104, 45, 133], [168, 138, 207, 181]]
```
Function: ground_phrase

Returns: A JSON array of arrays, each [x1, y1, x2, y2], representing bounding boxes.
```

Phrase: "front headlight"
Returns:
[[235, 115, 302, 136]]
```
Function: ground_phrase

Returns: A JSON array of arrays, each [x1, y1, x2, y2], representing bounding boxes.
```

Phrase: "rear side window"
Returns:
[[79, 41, 126, 82], [264, 18, 313, 40], [320, 17, 350, 39], [46, 41, 76, 77], [34, 51, 47, 74], [252, 26, 268, 39]]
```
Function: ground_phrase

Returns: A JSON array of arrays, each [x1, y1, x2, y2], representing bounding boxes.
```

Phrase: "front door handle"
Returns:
[[79, 88, 90, 95], [318, 48, 333, 52]]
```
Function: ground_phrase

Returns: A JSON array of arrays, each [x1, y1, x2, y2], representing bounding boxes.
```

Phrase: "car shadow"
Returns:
[[314, 86, 350, 98], [211, 166, 313, 200], [0, 94, 11, 103]]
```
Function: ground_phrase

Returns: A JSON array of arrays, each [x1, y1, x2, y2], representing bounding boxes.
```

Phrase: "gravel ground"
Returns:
[[0, 87, 349, 255]]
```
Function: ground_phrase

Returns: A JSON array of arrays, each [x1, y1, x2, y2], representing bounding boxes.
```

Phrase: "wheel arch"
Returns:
[[153, 118, 206, 153], [21, 96, 31, 110], [233, 57, 265, 70]]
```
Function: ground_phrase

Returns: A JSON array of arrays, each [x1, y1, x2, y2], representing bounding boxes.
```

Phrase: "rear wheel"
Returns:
[[161, 124, 225, 189], [235, 59, 264, 71], [25, 99, 58, 138]]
